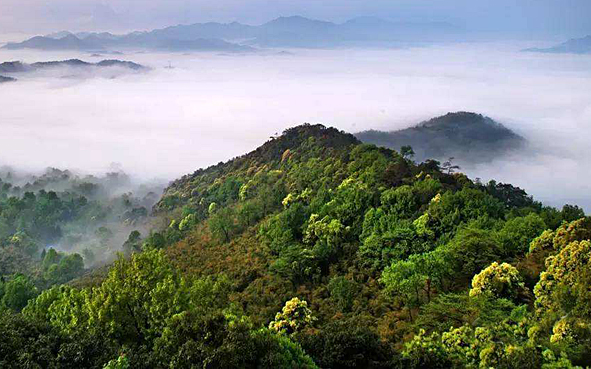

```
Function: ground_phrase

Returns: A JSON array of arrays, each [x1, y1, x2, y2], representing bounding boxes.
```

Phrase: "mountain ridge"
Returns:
[[4, 15, 462, 52]]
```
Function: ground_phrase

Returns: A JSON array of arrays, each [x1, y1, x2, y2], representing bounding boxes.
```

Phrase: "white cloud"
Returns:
[[0, 42, 590, 211]]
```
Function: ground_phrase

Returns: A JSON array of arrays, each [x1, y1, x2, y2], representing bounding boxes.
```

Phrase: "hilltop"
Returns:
[[157, 124, 360, 212], [356, 112, 525, 164]]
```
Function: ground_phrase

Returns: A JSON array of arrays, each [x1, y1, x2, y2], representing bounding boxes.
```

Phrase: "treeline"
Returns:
[[1, 124, 590, 368]]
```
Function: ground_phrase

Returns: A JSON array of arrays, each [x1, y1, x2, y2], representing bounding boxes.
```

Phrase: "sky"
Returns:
[[1, 0, 591, 38]]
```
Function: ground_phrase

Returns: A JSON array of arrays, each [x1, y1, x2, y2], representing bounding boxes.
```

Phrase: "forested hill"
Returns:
[[356, 112, 526, 164], [2, 123, 590, 368]]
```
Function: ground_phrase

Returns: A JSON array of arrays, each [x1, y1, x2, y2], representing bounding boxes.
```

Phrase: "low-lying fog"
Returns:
[[0, 42, 590, 211]]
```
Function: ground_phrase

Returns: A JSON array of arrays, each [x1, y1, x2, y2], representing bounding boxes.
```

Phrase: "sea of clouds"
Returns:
[[0, 41, 590, 210]]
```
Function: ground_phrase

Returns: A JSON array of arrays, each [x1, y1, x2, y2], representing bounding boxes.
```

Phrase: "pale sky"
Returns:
[[1, 0, 590, 38]]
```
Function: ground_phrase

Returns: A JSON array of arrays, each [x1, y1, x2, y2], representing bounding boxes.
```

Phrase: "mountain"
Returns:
[[355, 112, 525, 164], [1, 123, 589, 367], [0, 75, 16, 83], [0, 59, 147, 74], [5, 16, 463, 52], [524, 35, 591, 54]]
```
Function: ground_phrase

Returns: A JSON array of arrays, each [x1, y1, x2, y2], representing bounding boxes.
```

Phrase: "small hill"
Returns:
[[0, 75, 17, 83], [355, 112, 525, 164], [524, 35, 591, 54]]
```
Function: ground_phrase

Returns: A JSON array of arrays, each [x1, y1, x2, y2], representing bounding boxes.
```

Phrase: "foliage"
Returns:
[[298, 320, 395, 368], [469, 262, 524, 300], [1, 274, 38, 311], [270, 297, 316, 335], [103, 355, 130, 369]]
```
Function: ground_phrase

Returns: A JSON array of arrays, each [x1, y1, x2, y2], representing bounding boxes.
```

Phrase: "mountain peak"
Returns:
[[241, 123, 359, 166], [418, 111, 487, 127], [269, 15, 315, 23], [156, 123, 359, 212], [263, 16, 336, 28]]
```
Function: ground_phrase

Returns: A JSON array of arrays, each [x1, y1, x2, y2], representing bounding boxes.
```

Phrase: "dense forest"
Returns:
[[1, 124, 590, 368]]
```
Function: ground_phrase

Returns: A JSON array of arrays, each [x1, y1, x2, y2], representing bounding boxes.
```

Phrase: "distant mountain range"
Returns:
[[0, 59, 146, 74], [2, 16, 463, 52], [355, 112, 526, 165], [523, 35, 591, 54]]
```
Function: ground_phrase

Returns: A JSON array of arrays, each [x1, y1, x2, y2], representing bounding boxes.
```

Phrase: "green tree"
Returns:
[[534, 240, 591, 357], [328, 276, 357, 312], [84, 249, 187, 343], [1, 274, 38, 311], [382, 259, 426, 321], [561, 205, 585, 223], [270, 297, 316, 335], [122, 230, 142, 254], [298, 320, 395, 369], [497, 213, 546, 256], [469, 262, 524, 300], [208, 207, 237, 243], [400, 145, 415, 160]]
